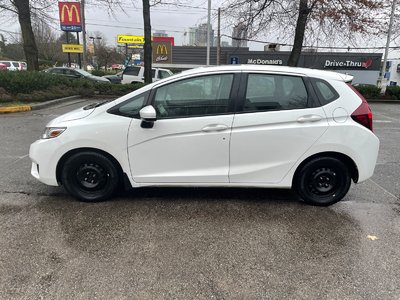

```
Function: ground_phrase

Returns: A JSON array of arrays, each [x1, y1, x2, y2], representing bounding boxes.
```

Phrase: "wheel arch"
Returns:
[[292, 151, 359, 186], [56, 147, 131, 188]]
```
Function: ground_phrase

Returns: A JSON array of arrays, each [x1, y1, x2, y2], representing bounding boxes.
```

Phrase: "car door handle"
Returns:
[[202, 124, 229, 132], [297, 115, 323, 123]]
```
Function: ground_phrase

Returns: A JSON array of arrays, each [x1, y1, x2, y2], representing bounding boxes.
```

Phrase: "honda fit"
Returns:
[[29, 65, 379, 206]]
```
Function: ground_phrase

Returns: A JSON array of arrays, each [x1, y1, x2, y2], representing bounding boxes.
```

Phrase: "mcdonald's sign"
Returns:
[[58, 2, 82, 32], [152, 41, 172, 64]]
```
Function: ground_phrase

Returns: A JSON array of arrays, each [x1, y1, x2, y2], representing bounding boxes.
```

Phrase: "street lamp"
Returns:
[[88, 37, 102, 69]]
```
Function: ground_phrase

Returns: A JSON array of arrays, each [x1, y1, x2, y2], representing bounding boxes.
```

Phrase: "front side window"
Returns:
[[243, 74, 308, 112], [108, 92, 148, 118], [51, 69, 64, 74], [153, 74, 234, 118], [159, 70, 171, 79]]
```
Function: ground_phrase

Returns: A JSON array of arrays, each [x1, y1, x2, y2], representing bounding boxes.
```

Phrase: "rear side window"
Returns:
[[243, 74, 308, 112], [1, 62, 11, 67], [312, 78, 339, 106], [124, 67, 140, 76]]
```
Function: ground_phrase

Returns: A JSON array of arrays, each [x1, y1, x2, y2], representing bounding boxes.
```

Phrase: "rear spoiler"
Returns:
[[339, 73, 354, 83]]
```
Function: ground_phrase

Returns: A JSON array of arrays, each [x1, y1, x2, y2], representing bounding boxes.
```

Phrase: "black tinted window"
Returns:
[[313, 79, 339, 105], [124, 67, 140, 76], [154, 74, 234, 118], [243, 74, 308, 112], [109, 92, 148, 118], [160, 70, 171, 79]]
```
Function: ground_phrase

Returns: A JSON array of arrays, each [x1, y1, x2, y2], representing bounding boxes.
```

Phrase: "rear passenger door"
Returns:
[[229, 72, 328, 184]]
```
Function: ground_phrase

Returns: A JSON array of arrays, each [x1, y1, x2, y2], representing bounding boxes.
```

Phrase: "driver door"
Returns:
[[127, 72, 239, 183]]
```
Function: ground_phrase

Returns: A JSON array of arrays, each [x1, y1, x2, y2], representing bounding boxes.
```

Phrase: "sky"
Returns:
[[1, 0, 260, 49]]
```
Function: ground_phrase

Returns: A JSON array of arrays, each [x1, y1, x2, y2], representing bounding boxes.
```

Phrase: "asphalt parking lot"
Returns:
[[0, 99, 399, 299]]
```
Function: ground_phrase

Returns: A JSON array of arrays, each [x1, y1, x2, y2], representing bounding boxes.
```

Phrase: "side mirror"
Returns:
[[139, 105, 157, 121]]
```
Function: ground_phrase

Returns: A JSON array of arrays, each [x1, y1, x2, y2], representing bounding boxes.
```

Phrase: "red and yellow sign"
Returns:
[[58, 2, 82, 32]]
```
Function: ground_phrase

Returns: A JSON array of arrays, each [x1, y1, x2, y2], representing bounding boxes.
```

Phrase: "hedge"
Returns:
[[354, 85, 381, 99], [0, 71, 144, 103]]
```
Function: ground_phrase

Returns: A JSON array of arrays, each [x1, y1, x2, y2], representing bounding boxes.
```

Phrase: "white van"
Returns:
[[0, 61, 19, 71], [121, 66, 173, 84]]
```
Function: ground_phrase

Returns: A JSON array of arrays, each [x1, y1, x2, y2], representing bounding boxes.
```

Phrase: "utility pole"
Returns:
[[379, 0, 396, 92], [81, 0, 87, 70], [217, 8, 221, 65], [206, 0, 211, 65]]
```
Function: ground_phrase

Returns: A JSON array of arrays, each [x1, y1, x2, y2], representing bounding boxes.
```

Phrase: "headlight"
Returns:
[[41, 127, 67, 139]]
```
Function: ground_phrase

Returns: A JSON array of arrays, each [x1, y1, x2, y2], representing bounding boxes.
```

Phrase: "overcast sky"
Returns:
[[1, 0, 260, 49], [0, 0, 398, 57]]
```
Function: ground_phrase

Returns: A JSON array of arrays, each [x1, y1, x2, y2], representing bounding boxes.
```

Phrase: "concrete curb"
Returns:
[[0, 105, 31, 113], [367, 99, 400, 104], [30, 95, 81, 110], [0, 95, 81, 114]]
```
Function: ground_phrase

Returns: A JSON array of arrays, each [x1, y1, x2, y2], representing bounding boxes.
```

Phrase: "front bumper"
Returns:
[[29, 139, 61, 186]]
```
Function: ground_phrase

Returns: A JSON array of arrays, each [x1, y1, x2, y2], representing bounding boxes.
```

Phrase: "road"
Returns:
[[0, 99, 399, 299]]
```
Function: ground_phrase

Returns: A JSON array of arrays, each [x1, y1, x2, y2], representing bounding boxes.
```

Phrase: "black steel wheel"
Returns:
[[61, 151, 120, 202], [294, 157, 351, 206]]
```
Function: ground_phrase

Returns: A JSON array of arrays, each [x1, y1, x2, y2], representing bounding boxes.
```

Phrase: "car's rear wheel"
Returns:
[[61, 151, 120, 202], [294, 157, 351, 206]]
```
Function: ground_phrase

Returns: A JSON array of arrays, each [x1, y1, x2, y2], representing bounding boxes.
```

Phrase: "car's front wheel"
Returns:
[[61, 151, 120, 202], [294, 157, 351, 206]]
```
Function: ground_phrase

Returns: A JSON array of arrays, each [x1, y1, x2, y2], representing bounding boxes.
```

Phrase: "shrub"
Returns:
[[91, 70, 106, 77], [385, 86, 400, 100], [354, 85, 380, 99], [0, 71, 145, 102], [94, 82, 145, 96], [16, 87, 78, 102]]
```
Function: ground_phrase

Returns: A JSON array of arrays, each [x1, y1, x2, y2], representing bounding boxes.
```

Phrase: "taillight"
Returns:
[[348, 84, 373, 131]]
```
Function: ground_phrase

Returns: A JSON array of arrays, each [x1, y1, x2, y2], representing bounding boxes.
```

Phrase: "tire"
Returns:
[[294, 157, 351, 206], [61, 151, 120, 202]]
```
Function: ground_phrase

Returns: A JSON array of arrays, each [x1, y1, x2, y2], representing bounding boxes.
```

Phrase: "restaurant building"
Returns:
[[155, 46, 382, 85]]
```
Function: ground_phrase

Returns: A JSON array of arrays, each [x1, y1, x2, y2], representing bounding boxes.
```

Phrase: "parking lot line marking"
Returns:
[[368, 178, 398, 200], [374, 120, 392, 123]]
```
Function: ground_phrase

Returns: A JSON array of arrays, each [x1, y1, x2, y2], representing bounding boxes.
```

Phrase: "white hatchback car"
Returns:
[[30, 65, 379, 206]]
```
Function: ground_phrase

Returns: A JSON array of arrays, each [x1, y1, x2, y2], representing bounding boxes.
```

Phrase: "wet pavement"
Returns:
[[0, 99, 399, 299]]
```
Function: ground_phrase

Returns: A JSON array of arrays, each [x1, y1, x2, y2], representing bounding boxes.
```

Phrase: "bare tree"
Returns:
[[0, 0, 39, 70], [221, 0, 387, 66], [142, 0, 152, 83]]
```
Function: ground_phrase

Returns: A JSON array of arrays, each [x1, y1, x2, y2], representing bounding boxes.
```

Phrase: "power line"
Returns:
[[222, 34, 395, 50]]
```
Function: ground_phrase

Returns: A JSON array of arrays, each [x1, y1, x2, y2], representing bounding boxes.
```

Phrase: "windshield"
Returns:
[[75, 69, 93, 77]]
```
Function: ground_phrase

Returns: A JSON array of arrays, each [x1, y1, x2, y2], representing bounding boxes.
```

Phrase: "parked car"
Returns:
[[17, 61, 27, 71], [103, 71, 122, 84], [29, 65, 379, 206], [111, 64, 124, 70], [0, 63, 7, 71], [121, 66, 173, 84], [44, 67, 110, 83], [0, 61, 20, 71]]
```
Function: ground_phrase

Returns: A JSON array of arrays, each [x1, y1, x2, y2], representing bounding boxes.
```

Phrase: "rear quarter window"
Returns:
[[311, 78, 339, 106], [124, 67, 140, 76]]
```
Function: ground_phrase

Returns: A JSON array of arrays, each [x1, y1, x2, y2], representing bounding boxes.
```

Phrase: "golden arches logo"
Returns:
[[60, 4, 80, 23], [156, 44, 168, 55]]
